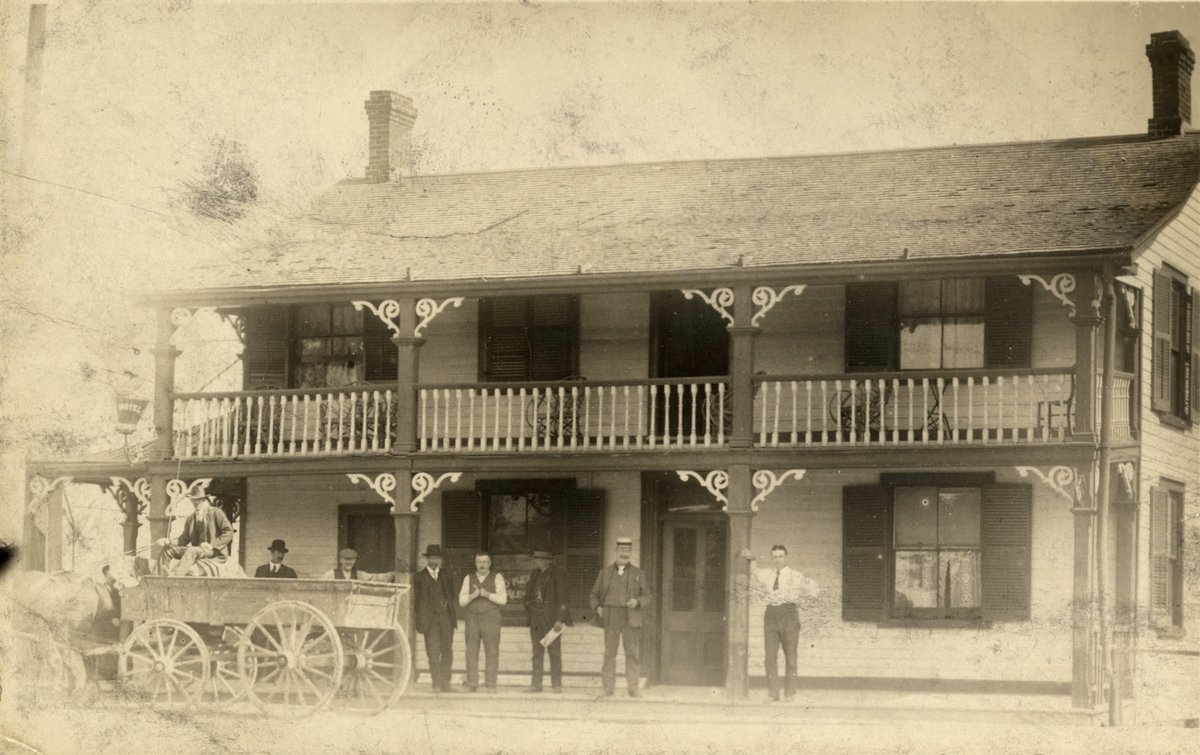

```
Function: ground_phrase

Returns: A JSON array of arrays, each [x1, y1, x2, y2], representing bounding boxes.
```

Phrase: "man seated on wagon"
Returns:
[[155, 491, 234, 576], [321, 548, 395, 581]]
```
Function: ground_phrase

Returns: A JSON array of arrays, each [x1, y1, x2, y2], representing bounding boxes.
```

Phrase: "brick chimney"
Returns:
[[364, 90, 417, 181], [1146, 31, 1195, 139]]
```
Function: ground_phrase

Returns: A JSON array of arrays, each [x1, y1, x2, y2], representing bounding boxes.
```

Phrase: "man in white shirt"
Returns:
[[459, 552, 507, 692], [742, 544, 819, 702], [320, 548, 394, 581]]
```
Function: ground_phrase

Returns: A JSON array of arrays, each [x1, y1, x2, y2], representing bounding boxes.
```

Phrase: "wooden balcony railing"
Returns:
[[418, 378, 728, 453], [1104, 372, 1136, 441], [173, 385, 397, 459], [752, 369, 1076, 447]]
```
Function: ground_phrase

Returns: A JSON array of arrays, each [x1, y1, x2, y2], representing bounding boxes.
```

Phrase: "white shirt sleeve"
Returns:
[[491, 574, 508, 605], [459, 576, 473, 607]]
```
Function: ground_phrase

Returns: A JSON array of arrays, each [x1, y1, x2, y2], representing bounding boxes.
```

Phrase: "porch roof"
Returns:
[[163, 132, 1200, 296]]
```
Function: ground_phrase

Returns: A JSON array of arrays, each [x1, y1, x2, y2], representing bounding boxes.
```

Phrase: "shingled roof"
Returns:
[[176, 132, 1200, 294]]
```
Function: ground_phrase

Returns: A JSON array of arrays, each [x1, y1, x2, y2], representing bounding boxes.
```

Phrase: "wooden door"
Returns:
[[660, 518, 727, 685], [338, 504, 395, 573], [651, 291, 730, 438]]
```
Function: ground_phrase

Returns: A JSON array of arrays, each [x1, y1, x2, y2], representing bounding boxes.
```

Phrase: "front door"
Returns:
[[660, 518, 728, 685], [338, 504, 395, 573]]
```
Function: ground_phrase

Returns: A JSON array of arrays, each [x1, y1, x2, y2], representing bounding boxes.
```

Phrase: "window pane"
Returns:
[[939, 489, 981, 547], [672, 527, 697, 612], [899, 318, 942, 369], [300, 338, 328, 357], [899, 280, 941, 316], [330, 336, 364, 356], [942, 279, 984, 314], [703, 526, 726, 613], [331, 304, 363, 335], [324, 361, 362, 387], [942, 318, 984, 368], [940, 550, 982, 607], [894, 487, 937, 546], [489, 495, 528, 554], [894, 550, 938, 609], [297, 305, 330, 336], [296, 363, 325, 389]]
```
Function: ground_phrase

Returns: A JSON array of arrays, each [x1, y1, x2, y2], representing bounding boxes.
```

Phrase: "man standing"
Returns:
[[523, 549, 570, 694], [413, 544, 457, 693], [321, 548, 394, 581], [589, 537, 653, 699], [156, 492, 233, 576], [254, 539, 298, 578], [459, 552, 507, 693], [741, 545, 819, 702]]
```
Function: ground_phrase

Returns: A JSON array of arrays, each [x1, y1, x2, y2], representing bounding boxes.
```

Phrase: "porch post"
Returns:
[[46, 485, 63, 571], [726, 463, 753, 698], [391, 471, 420, 579], [391, 297, 424, 454], [150, 308, 180, 460], [728, 284, 758, 449], [1071, 478, 1097, 708], [1070, 272, 1101, 438], [22, 473, 47, 571], [148, 475, 171, 559], [1113, 497, 1137, 702]]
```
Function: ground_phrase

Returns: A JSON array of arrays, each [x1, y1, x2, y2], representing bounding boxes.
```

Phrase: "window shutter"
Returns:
[[1149, 486, 1171, 626], [363, 312, 397, 382], [563, 488, 605, 623], [842, 484, 888, 621], [1189, 288, 1198, 422], [242, 306, 289, 389], [1151, 270, 1173, 412], [529, 296, 578, 380], [981, 484, 1032, 622], [441, 490, 483, 580], [481, 298, 530, 381], [984, 277, 1033, 368], [845, 283, 896, 371]]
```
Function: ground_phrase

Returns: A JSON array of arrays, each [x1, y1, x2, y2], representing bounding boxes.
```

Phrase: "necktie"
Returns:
[[272, 564, 278, 574], [773, 570, 780, 591]]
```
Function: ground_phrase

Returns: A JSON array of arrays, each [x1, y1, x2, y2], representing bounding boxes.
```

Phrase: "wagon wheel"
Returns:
[[237, 600, 344, 718], [119, 619, 210, 704], [336, 622, 412, 713]]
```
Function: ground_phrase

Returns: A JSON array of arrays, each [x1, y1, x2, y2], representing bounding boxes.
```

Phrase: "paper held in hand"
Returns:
[[540, 624, 565, 648]]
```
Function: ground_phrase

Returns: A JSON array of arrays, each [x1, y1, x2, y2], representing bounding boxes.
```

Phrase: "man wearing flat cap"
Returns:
[[412, 544, 457, 693], [254, 539, 298, 578], [155, 492, 233, 577], [589, 537, 653, 699], [523, 549, 571, 693], [321, 548, 395, 581]]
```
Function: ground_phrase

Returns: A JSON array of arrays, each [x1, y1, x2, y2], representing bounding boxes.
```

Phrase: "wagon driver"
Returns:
[[155, 491, 233, 576]]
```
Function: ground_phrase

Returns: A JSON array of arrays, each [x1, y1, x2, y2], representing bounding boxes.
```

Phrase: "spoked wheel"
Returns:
[[119, 619, 210, 704], [336, 623, 412, 713], [237, 600, 344, 718], [205, 650, 251, 705]]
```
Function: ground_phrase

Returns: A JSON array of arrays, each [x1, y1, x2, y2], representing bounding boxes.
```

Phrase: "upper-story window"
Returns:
[[241, 303, 395, 389], [479, 295, 579, 382], [1151, 266, 1197, 425], [845, 277, 1032, 372], [1150, 481, 1186, 631]]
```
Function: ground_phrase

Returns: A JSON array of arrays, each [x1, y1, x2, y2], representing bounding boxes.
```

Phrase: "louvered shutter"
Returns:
[[981, 484, 1032, 621], [1149, 486, 1170, 626], [1189, 288, 1198, 422], [845, 283, 896, 371], [363, 311, 397, 382], [562, 488, 605, 623], [984, 277, 1033, 368], [1151, 270, 1173, 412], [529, 296, 578, 380], [441, 490, 483, 580], [481, 298, 530, 381], [242, 306, 289, 389], [842, 485, 888, 620]]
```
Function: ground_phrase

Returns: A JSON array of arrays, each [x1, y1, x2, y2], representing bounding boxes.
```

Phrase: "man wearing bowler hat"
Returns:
[[321, 548, 394, 581], [589, 537, 653, 699], [523, 549, 570, 693], [412, 544, 457, 693], [155, 491, 233, 576], [254, 539, 298, 578]]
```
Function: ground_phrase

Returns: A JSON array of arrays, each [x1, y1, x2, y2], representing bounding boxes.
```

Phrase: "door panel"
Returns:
[[661, 518, 727, 685], [338, 504, 395, 574]]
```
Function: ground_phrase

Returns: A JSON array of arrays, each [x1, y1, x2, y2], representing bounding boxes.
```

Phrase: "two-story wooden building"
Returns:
[[24, 30, 1199, 715]]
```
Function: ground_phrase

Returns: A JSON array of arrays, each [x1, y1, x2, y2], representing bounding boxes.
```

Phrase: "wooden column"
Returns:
[[147, 475, 171, 564], [391, 297, 423, 454], [150, 308, 181, 460], [1113, 499, 1137, 700], [392, 471, 420, 650], [725, 463, 753, 698], [22, 475, 47, 572], [728, 285, 759, 450], [46, 486, 63, 571], [1070, 272, 1101, 438], [1071, 480, 1097, 708]]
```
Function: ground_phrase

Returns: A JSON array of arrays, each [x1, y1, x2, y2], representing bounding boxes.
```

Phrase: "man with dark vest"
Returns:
[[156, 492, 233, 576], [523, 549, 571, 693], [589, 537, 653, 699], [254, 539, 298, 578], [413, 544, 457, 693], [321, 548, 394, 581], [458, 552, 507, 692]]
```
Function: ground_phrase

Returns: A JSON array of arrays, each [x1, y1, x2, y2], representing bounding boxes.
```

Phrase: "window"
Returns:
[[479, 295, 578, 381], [1150, 483, 1185, 630], [842, 476, 1031, 623], [1151, 267, 1198, 425], [845, 277, 1031, 372], [241, 304, 395, 389], [295, 304, 366, 388]]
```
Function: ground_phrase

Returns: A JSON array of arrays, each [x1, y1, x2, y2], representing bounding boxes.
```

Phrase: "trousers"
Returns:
[[465, 609, 501, 689], [422, 618, 455, 691], [763, 604, 800, 697], [601, 606, 640, 694], [530, 624, 563, 689]]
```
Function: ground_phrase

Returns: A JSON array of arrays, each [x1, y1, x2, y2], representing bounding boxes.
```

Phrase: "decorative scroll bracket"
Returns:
[[750, 469, 806, 512], [675, 470, 730, 511], [1116, 461, 1137, 501], [751, 286, 807, 327], [410, 472, 463, 512], [28, 476, 73, 534], [165, 478, 213, 515], [681, 288, 734, 327], [108, 476, 152, 523], [347, 473, 397, 509], [352, 300, 403, 339], [1016, 466, 1084, 508], [1121, 287, 1139, 330], [415, 298, 465, 338], [1017, 274, 1077, 317], [169, 307, 216, 345]]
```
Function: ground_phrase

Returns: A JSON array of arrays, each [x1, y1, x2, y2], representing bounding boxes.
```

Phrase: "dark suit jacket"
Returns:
[[412, 567, 457, 635], [524, 565, 572, 629], [173, 508, 234, 559], [254, 563, 298, 578], [589, 563, 653, 628]]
